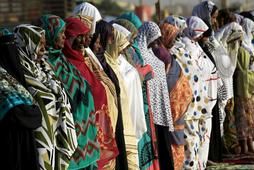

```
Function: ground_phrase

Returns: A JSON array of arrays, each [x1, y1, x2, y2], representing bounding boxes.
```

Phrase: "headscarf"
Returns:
[[0, 32, 27, 87], [164, 15, 187, 32], [235, 13, 244, 25], [71, 14, 94, 30], [105, 29, 130, 61], [192, 0, 217, 25], [112, 23, 131, 41], [0, 28, 12, 36], [38, 14, 65, 48], [160, 23, 179, 48], [14, 24, 78, 169], [112, 19, 138, 39], [136, 21, 174, 131], [90, 20, 120, 94], [184, 16, 209, 39], [118, 12, 142, 29], [242, 18, 254, 55], [0, 66, 33, 120], [73, 2, 102, 34], [40, 14, 100, 169], [116, 20, 145, 67]]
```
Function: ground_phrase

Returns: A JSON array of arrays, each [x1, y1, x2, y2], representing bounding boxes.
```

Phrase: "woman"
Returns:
[[105, 26, 141, 170], [90, 20, 128, 170], [112, 23, 147, 140], [0, 30, 42, 170], [192, 0, 219, 31], [118, 13, 161, 170], [155, 23, 193, 170], [136, 21, 174, 170], [174, 16, 215, 169], [70, 15, 119, 134], [63, 17, 118, 169], [39, 15, 100, 170], [215, 22, 244, 155], [14, 24, 77, 170]]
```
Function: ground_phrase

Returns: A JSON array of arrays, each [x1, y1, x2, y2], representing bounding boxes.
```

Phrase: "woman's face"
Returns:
[[93, 36, 102, 53], [36, 34, 46, 60], [211, 9, 219, 29], [107, 29, 115, 45], [54, 27, 66, 49]]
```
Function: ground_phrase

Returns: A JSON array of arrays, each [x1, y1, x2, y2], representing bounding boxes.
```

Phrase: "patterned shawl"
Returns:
[[184, 16, 209, 40], [215, 22, 244, 73], [164, 15, 187, 33], [192, 0, 216, 25], [39, 15, 100, 169], [63, 17, 118, 169], [14, 24, 78, 170], [242, 18, 254, 56], [0, 66, 33, 120], [72, 2, 102, 34], [136, 21, 174, 131]]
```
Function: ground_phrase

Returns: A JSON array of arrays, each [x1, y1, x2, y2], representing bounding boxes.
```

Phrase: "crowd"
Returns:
[[1, 1, 254, 170]]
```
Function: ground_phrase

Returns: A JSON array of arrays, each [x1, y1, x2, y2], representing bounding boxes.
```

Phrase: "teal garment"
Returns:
[[0, 28, 12, 36], [0, 67, 33, 120], [39, 14, 66, 47], [118, 12, 142, 29]]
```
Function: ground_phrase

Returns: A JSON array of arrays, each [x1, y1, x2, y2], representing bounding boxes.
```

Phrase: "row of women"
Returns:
[[1, 0, 254, 170]]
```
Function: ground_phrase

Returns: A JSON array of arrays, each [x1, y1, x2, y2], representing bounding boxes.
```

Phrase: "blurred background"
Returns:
[[1, 0, 254, 28]]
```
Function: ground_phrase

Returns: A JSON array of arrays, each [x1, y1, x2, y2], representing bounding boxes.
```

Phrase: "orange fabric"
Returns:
[[171, 144, 184, 170], [170, 71, 193, 126]]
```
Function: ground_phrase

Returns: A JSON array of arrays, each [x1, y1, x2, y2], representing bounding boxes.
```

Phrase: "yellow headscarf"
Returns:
[[105, 29, 130, 62]]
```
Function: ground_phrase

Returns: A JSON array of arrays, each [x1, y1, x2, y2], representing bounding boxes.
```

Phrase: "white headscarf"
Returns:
[[242, 18, 254, 56], [136, 21, 174, 131], [164, 15, 187, 32], [184, 16, 209, 39], [192, 0, 216, 25], [112, 23, 131, 41], [215, 22, 244, 99], [113, 24, 147, 139], [234, 13, 244, 25], [73, 2, 102, 34]]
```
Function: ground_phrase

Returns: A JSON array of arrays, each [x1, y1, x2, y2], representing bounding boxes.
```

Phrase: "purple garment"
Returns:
[[153, 47, 172, 66]]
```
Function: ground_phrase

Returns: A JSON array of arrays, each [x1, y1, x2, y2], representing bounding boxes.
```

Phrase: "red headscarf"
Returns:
[[62, 18, 119, 167]]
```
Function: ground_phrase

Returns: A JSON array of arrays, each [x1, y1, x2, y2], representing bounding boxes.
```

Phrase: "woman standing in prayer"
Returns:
[[215, 22, 244, 155], [0, 30, 42, 170], [155, 23, 193, 170], [90, 20, 128, 170], [174, 16, 215, 169], [39, 15, 100, 170], [63, 18, 118, 169], [110, 17, 161, 170], [136, 21, 174, 170], [14, 24, 77, 170]]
